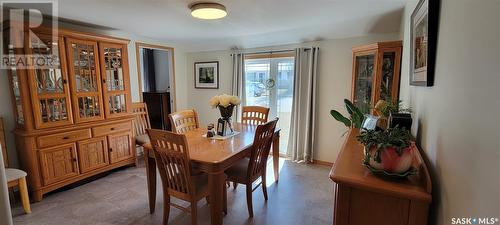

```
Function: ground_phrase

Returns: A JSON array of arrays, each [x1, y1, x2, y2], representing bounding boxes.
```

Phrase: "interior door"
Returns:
[[99, 42, 132, 118], [65, 38, 105, 123], [244, 55, 295, 153], [27, 33, 74, 129]]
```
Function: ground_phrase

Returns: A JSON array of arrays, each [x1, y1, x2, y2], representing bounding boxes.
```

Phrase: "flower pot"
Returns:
[[364, 144, 415, 174]]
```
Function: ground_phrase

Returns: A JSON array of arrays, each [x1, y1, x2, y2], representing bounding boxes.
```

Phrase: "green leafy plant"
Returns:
[[357, 127, 412, 163], [330, 99, 364, 129], [375, 99, 412, 118]]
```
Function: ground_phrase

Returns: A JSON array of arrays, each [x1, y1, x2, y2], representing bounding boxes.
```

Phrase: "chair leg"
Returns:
[[262, 172, 268, 201], [162, 194, 170, 225], [18, 177, 31, 214], [190, 201, 198, 225], [223, 183, 227, 215], [245, 184, 253, 217]]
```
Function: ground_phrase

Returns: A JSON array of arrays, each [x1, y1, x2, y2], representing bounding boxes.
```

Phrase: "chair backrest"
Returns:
[[169, 109, 200, 134], [248, 118, 278, 180], [0, 118, 8, 167], [147, 129, 194, 198], [132, 102, 151, 137], [242, 106, 270, 125]]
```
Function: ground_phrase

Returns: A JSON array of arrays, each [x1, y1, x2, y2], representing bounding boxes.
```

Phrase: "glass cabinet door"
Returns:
[[376, 50, 401, 103], [99, 43, 131, 118], [353, 53, 375, 114], [66, 38, 104, 123], [27, 34, 74, 128]]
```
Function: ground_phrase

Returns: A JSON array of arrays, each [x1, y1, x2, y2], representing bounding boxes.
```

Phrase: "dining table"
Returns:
[[142, 122, 281, 225]]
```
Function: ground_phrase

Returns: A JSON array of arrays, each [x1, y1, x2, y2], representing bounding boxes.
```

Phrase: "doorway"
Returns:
[[244, 52, 295, 154], [135, 43, 176, 130]]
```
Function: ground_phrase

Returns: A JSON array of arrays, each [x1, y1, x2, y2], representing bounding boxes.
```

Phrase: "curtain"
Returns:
[[287, 47, 319, 163], [142, 49, 156, 92], [231, 53, 245, 121]]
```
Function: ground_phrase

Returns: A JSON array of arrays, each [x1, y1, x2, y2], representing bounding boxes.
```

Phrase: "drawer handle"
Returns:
[[110, 128, 116, 131], [63, 136, 70, 140], [72, 158, 77, 162], [109, 148, 113, 152]]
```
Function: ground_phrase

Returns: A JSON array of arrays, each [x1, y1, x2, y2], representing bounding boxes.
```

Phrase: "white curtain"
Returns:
[[231, 53, 245, 121], [287, 47, 319, 163]]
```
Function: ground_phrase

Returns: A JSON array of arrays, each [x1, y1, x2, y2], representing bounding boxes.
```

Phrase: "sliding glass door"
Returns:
[[244, 55, 295, 154]]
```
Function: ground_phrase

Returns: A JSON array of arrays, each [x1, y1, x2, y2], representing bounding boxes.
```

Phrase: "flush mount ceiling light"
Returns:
[[190, 2, 227, 20]]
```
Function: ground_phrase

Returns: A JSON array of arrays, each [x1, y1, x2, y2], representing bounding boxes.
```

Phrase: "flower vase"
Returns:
[[218, 105, 235, 135]]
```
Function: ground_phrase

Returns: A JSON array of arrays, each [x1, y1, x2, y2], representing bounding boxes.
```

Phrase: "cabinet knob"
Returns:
[[72, 158, 77, 162], [62, 136, 70, 140], [62, 79, 68, 84], [109, 148, 113, 152], [102, 79, 106, 83]]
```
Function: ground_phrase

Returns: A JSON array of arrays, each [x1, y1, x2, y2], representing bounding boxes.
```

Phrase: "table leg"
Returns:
[[144, 147, 157, 214], [273, 131, 280, 183], [208, 172, 225, 225]]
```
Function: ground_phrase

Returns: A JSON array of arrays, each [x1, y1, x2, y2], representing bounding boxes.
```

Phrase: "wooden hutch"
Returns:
[[4, 24, 135, 201], [351, 41, 402, 114], [330, 130, 432, 225]]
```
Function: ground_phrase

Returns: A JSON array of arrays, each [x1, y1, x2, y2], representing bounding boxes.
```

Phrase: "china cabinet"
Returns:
[[4, 24, 135, 201], [351, 41, 402, 114]]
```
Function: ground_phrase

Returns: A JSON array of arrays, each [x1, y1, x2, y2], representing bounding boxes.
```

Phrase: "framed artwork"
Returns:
[[194, 61, 219, 89], [410, 0, 440, 86]]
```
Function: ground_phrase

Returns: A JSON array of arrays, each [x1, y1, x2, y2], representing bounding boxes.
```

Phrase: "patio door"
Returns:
[[244, 52, 295, 154]]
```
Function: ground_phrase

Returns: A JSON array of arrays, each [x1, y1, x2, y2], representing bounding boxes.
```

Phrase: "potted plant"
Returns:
[[357, 127, 416, 177], [330, 99, 364, 129]]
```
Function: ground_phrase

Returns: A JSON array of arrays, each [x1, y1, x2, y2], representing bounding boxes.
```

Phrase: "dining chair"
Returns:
[[230, 106, 271, 189], [132, 102, 151, 147], [225, 118, 278, 217], [147, 129, 226, 225], [241, 106, 270, 125], [0, 118, 31, 214], [169, 109, 200, 134]]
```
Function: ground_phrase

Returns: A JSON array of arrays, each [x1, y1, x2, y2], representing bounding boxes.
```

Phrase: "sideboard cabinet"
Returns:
[[4, 25, 135, 201]]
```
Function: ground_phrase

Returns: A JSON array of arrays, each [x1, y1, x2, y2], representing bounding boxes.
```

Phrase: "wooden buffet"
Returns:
[[4, 25, 135, 201], [329, 129, 432, 225]]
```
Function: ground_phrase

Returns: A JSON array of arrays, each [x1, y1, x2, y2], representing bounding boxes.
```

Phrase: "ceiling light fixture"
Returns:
[[190, 2, 227, 20]]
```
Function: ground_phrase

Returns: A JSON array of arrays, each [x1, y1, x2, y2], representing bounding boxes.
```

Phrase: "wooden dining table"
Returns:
[[143, 123, 281, 225]]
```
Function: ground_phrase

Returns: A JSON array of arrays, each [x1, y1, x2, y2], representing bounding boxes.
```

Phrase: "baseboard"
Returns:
[[312, 159, 333, 167]]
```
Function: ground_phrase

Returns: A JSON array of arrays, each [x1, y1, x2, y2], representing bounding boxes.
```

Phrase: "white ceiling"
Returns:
[[47, 0, 404, 52]]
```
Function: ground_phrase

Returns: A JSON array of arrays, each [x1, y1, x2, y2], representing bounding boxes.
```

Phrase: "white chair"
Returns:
[[0, 118, 30, 214]]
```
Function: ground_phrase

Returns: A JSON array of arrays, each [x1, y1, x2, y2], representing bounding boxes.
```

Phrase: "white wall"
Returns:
[[186, 33, 400, 162], [399, 0, 500, 224], [0, 22, 189, 167]]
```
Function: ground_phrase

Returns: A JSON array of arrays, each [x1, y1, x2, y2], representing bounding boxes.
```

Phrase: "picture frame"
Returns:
[[194, 61, 219, 89], [410, 0, 440, 86]]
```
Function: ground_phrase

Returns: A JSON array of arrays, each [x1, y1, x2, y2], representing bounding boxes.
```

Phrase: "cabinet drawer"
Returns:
[[92, 121, 131, 137], [37, 129, 91, 148]]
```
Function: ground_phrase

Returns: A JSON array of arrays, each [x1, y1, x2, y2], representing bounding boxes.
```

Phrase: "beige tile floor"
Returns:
[[11, 159, 333, 225]]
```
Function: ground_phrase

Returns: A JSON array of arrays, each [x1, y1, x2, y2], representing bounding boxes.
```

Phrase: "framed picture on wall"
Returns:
[[194, 61, 219, 89], [410, 0, 440, 86]]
